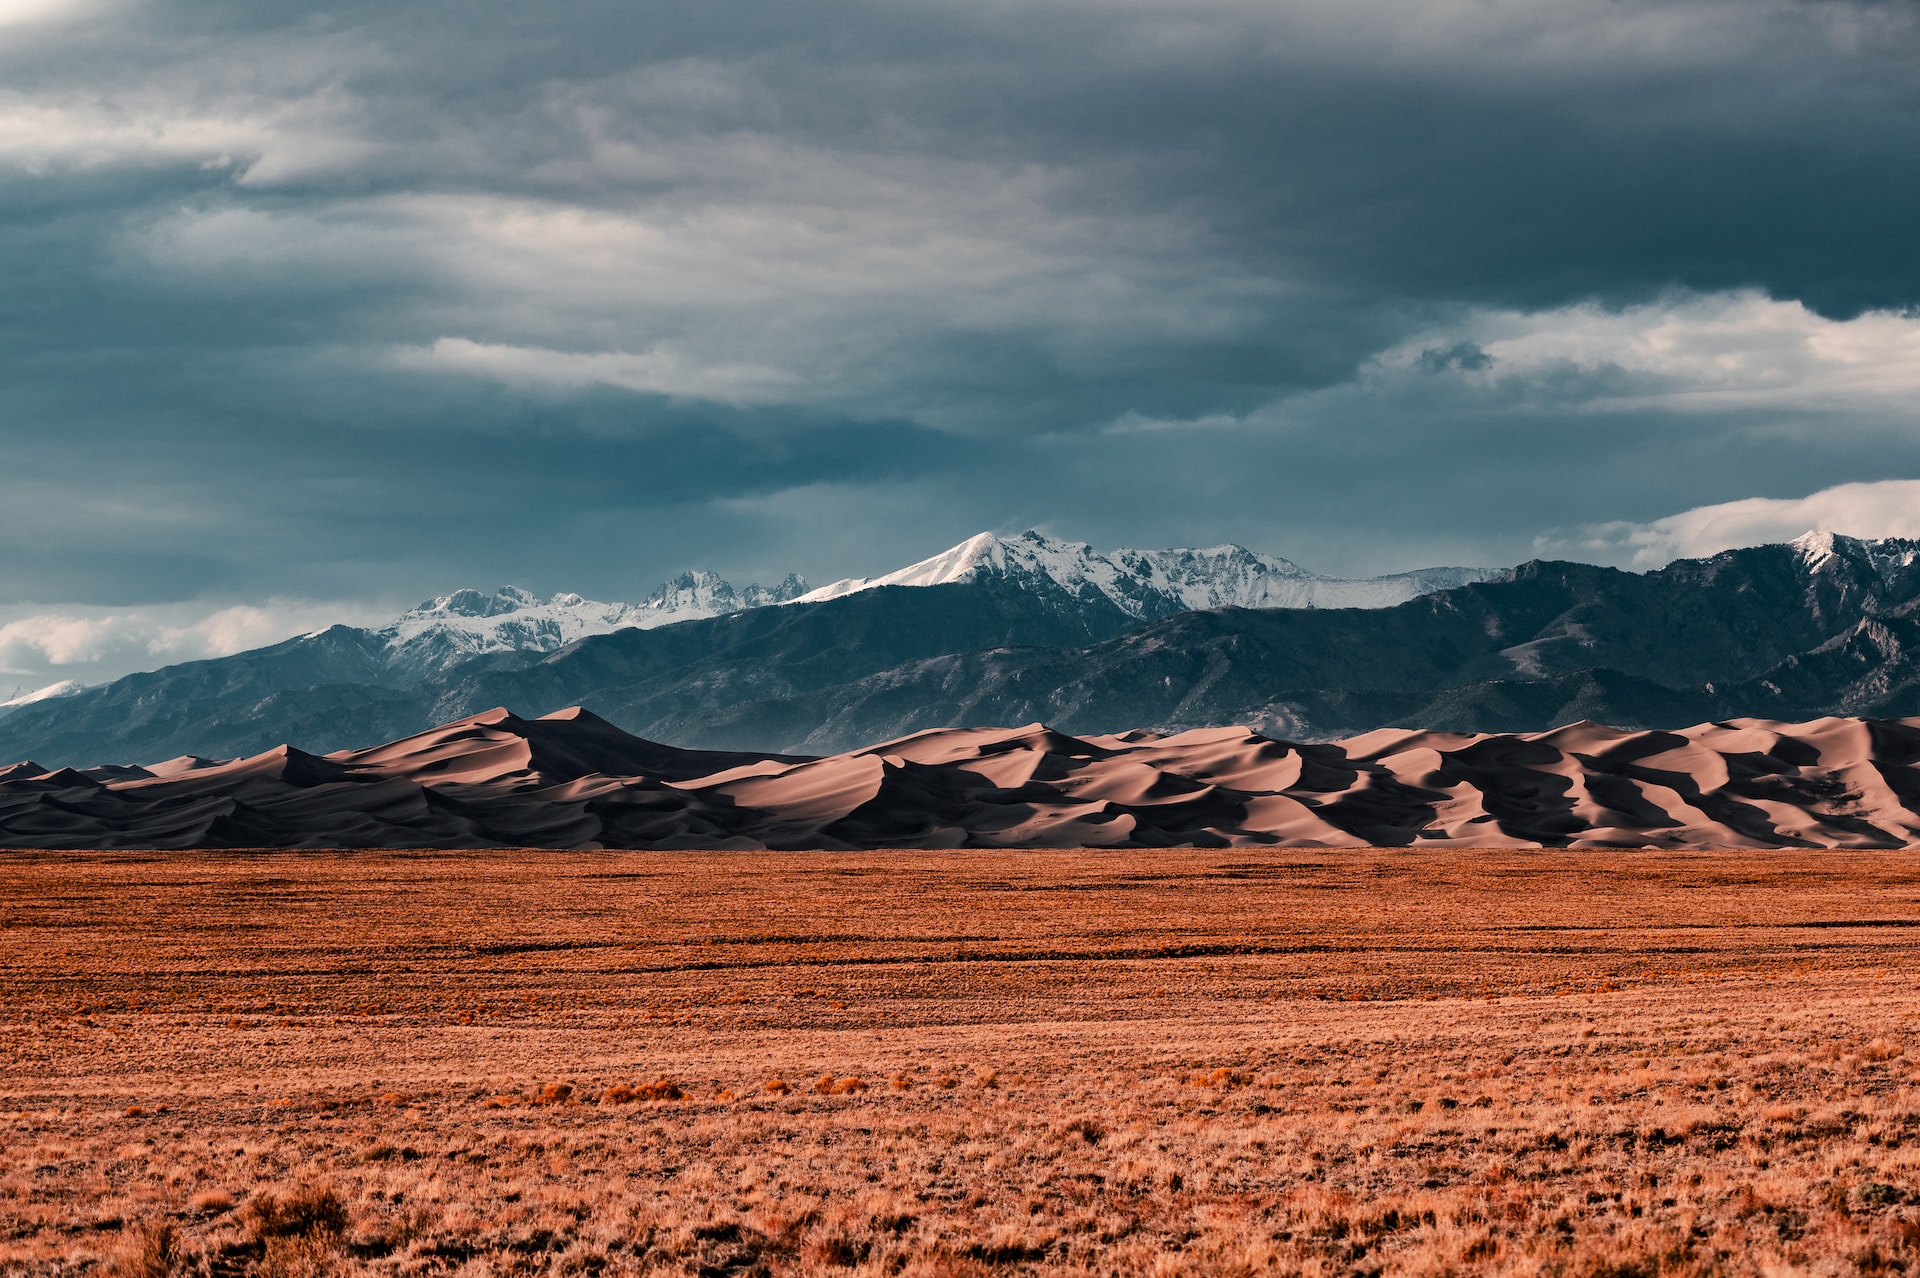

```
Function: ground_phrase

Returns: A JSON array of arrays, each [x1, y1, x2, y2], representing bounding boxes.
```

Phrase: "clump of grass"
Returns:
[[765, 1078, 791, 1095], [241, 1183, 348, 1242], [533, 1083, 574, 1105], [106, 1220, 184, 1278], [602, 1078, 684, 1103], [814, 1074, 869, 1095], [1863, 1038, 1905, 1062], [187, 1189, 235, 1215], [1061, 1118, 1106, 1145]]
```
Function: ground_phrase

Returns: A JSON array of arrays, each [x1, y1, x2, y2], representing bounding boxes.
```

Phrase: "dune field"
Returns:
[[9, 707, 1920, 850], [4, 848, 1920, 1275]]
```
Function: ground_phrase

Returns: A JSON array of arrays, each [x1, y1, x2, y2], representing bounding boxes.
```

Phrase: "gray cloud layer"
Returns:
[[6, 0, 1920, 672]]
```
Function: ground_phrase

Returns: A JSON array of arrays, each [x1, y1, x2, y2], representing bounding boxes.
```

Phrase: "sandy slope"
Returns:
[[6, 706, 1920, 849]]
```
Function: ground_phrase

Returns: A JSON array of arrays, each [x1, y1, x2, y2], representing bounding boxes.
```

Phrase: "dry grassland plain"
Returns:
[[5, 850, 1920, 1277]]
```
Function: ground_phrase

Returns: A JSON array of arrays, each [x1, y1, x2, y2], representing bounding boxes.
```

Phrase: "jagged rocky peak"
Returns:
[[1790, 530, 1920, 588], [642, 570, 810, 614], [643, 570, 742, 613], [415, 585, 542, 618], [795, 529, 1496, 617], [379, 568, 815, 669]]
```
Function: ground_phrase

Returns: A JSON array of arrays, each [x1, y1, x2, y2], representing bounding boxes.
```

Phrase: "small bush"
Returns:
[[1063, 1118, 1106, 1145], [1863, 1038, 1905, 1062], [242, 1184, 349, 1242], [107, 1220, 182, 1278], [814, 1074, 869, 1095], [188, 1189, 236, 1215]]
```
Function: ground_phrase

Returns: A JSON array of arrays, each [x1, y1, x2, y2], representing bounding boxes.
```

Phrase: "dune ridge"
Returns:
[[4, 706, 1920, 849]]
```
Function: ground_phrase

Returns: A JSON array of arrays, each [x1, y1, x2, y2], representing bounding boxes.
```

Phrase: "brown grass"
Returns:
[[5, 848, 1920, 1274]]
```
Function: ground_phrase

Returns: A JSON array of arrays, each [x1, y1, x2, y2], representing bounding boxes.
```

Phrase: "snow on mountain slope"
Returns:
[[0, 680, 83, 711], [1792, 530, 1920, 586], [795, 531, 1495, 617], [378, 573, 809, 672], [324, 531, 1487, 682]]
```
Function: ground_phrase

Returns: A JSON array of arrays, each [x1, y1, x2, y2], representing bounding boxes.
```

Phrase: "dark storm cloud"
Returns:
[[4, 0, 1920, 658]]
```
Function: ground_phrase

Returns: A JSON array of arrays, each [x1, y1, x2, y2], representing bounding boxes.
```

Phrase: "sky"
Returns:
[[8, 0, 1920, 690]]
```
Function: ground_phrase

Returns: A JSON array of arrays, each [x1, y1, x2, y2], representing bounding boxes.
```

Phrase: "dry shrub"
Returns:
[[813, 1074, 868, 1095], [1863, 1038, 1905, 1062], [187, 1189, 235, 1215], [534, 1083, 574, 1105], [765, 1078, 790, 1094], [1062, 1118, 1106, 1145], [106, 1219, 183, 1278], [804, 1234, 871, 1267], [241, 1183, 348, 1242], [603, 1078, 683, 1103], [259, 1234, 339, 1278]]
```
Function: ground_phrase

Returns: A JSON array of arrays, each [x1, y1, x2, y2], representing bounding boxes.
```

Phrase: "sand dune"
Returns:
[[7, 706, 1920, 848]]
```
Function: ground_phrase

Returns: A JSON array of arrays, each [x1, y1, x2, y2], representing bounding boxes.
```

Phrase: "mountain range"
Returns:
[[0, 532, 1491, 765], [9, 528, 1920, 770]]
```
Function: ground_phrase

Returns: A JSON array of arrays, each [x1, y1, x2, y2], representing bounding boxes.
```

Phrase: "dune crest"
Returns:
[[6, 708, 1920, 849]]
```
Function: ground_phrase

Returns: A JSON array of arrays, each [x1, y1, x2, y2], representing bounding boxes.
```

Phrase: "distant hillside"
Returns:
[[0, 531, 1489, 766], [18, 531, 1920, 767]]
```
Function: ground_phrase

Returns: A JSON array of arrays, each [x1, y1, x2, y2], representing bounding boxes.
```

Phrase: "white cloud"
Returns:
[[128, 173, 1236, 424], [0, 598, 390, 690], [0, 0, 99, 29], [1540, 479, 1920, 567], [1375, 291, 1920, 413], [399, 337, 800, 406]]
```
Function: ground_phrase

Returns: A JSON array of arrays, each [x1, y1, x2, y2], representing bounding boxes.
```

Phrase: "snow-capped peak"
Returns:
[[1790, 530, 1847, 568], [1787, 529, 1920, 600], [0, 680, 84, 711], [369, 532, 1490, 678], [376, 571, 812, 674], [795, 531, 1114, 601], [793, 530, 1495, 618]]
